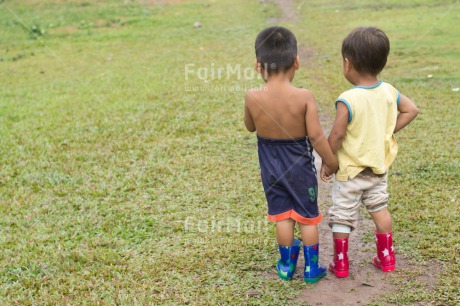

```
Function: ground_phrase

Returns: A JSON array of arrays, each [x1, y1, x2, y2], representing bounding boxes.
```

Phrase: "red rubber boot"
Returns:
[[373, 231, 396, 272], [329, 238, 349, 278]]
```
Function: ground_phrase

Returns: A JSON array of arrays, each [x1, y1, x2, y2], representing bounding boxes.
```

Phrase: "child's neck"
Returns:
[[352, 74, 379, 87], [265, 72, 293, 85]]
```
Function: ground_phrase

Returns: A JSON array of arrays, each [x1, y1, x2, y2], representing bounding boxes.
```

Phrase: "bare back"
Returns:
[[246, 83, 309, 139]]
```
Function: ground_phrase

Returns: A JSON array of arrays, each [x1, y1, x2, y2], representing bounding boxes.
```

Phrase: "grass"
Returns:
[[0, 0, 459, 304]]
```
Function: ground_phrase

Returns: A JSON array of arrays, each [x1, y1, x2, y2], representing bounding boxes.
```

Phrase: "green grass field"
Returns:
[[0, 0, 459, 304]]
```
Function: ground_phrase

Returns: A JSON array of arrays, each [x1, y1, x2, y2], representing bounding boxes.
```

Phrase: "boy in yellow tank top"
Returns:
[[321, 27, 419, 278]]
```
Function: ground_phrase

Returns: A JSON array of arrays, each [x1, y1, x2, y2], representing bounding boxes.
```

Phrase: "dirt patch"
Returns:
[[297, 44, 317, 70], [267, 0, 299, 23]]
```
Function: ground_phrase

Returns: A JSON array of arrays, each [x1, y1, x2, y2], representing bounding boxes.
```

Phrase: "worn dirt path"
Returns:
[[266, 1, 438, 305]]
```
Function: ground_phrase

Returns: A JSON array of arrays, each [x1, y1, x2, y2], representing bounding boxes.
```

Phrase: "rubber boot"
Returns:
[[373, 231, 396, 272], [303, 244, 327, 284], [276, 239, 301, 280], [329, 238, 349, 278]]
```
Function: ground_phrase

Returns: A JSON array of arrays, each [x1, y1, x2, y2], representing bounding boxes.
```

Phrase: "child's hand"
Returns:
[[320, 163, 334, 182]]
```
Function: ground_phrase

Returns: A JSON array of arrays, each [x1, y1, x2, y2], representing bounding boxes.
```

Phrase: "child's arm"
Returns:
[[320, 102, 349, 181], [394, 94, 419, 133], [305, 92, 338, 173], [328, 102, 349, 154], [244, 93, 256, 132]]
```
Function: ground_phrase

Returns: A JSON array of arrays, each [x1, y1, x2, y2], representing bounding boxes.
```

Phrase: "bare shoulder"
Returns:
[[245, 87, 264, 104], [302, 88, 316, 99], [293, 87, 316, 106], [246, 87, 262, 97]]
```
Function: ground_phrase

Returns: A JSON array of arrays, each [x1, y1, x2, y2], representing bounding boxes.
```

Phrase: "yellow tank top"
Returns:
[[335, 81, 400, 181]]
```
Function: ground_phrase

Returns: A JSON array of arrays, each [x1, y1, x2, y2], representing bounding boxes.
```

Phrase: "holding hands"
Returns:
[[320, 162, 336, 182]]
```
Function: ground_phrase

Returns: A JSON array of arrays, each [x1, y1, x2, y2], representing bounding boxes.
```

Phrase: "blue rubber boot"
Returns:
[[276, 239, 302, 280], [303, 243, 327, 284]]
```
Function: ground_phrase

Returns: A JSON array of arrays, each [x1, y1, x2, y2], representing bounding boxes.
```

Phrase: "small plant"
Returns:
[[30, 24, 46, 36], [15, 20, 46, 39]]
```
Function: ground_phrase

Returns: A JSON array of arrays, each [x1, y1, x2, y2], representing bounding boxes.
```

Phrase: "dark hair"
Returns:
[[342, 27, 390, 75], [255, 26, 297, 75]]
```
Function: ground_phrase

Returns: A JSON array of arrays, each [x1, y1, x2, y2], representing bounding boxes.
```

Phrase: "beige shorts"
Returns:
[[329, 168, 389, 231]]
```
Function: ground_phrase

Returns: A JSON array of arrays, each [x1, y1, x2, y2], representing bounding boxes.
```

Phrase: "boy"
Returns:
[[321, 27, 419, 278], [244, 26, 338, 283]]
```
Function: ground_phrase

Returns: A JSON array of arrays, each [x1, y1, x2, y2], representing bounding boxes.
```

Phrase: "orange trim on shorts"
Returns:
[[268, 210, 322, 225]]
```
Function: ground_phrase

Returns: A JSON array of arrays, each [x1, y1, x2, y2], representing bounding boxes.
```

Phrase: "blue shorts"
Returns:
[[257, 136, 322, 225]]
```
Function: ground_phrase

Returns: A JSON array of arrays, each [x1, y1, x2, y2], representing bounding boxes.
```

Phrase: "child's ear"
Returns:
[[294, 55, 300, 70], [254, 59, 262, 73], [344, 58, 352, 72]]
